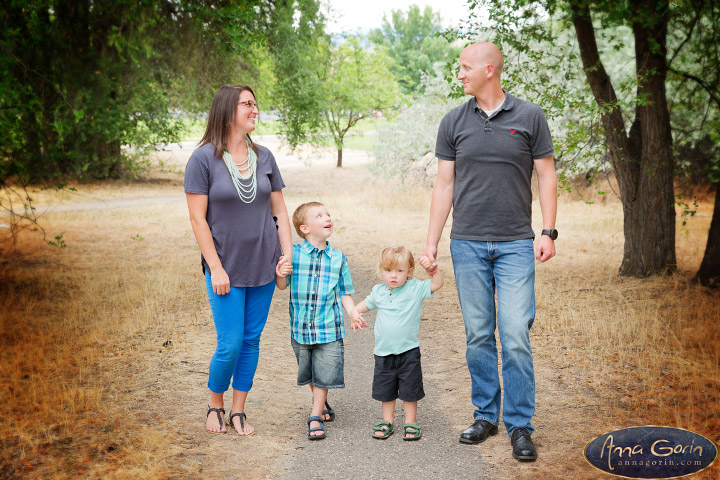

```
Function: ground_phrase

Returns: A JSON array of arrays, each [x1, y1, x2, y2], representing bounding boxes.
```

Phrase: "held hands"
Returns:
[[418, 255, 437, 275], [420, 246, 439, 275], [276, 256, 292, 277], [350, 308, 367, 331], [535, 235, 556, 263]]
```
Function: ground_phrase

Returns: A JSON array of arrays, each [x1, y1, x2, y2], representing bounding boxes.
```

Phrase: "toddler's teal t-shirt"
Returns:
[[365, 278, 433, 356]]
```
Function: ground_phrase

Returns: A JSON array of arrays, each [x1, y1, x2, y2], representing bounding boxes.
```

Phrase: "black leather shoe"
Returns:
[[459, 419, 499, 444], [511, 428, 538, 460]]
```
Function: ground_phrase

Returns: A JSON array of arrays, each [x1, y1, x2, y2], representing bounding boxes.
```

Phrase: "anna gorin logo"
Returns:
[[585, 426, 717, 479]]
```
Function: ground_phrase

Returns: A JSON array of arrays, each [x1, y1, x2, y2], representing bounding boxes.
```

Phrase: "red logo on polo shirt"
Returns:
[[510, 129, 516, 134]]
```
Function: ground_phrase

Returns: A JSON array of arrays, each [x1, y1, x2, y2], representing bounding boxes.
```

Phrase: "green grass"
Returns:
[[180, 113, 395, 148], [340, 132, 377, 151]]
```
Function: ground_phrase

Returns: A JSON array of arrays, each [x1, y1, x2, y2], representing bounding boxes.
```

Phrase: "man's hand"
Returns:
[[535, 236, 556, 263], [421, 245, 439, 275]]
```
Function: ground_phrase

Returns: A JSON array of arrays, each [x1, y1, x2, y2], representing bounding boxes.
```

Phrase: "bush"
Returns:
[[371, 66, 463, 179]]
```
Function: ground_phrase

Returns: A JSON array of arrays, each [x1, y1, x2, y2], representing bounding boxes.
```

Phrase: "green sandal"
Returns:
[[307, 415, 326, 440], [403, 423, 422, 441], [372, 421, 394, 439]]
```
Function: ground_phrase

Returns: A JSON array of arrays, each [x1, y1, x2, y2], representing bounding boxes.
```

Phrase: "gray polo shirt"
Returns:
[[435, 92, 554, 241], [184, 142, 285, 287]]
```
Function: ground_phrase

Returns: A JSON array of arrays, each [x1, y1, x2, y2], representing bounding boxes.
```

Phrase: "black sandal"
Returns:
[[228, 411, 253, 436], [206, 406, 226, 432], [322, 400, 335, 422]]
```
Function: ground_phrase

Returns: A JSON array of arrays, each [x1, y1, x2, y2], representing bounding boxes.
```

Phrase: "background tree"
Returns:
[[461, 0, 719, 278], [0, 0, 308, 244], [0, 0, 265, 183], [269, 2, 400, 167], [267, 0, 330, 151], [369, 5, 459, 96], [319, 37, 400, 167]]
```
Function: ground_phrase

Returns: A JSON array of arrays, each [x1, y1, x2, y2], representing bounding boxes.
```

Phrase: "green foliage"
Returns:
[[268, 2, 400, 165], [0, 0, 264, 184], [320, 37, 400, 153], [455, 0, 719, 183], [47, 234, 66, 249], [267, 0, 330, 149], [368, 5, 460, 96]]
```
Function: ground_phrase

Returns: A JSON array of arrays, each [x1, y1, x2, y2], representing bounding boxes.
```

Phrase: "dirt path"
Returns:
[[271, 261, 491, 480]]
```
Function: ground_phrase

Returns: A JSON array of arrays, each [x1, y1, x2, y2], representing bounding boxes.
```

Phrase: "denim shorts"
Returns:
[[291, 338, 345, 389], [372, 347, 425, 402]]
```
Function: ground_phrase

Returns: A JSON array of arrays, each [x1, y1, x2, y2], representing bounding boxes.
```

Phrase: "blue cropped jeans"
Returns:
[[450, 238, 536, 437], [205, 273, 275, 393]]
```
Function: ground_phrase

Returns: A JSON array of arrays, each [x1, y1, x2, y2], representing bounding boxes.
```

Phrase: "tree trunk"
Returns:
[[337, 148, 342, 168], [571, 0, 676, 277], [695, 181, 720, 287], [620, 0, 676, 276]]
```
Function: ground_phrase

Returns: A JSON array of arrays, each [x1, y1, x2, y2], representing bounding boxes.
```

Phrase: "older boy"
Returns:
[[276, 202, 359, 440]]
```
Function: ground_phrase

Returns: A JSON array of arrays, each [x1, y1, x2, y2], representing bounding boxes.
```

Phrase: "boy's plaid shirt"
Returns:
[[287, 240, 354, 344]]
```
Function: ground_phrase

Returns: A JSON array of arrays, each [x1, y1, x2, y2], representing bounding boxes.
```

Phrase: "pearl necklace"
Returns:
[[223, 135, 257, 203]]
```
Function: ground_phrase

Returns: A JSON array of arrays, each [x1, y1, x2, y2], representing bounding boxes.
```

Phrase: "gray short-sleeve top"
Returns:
[[184, 142, 285, 287], [435, 92, 554, 241]]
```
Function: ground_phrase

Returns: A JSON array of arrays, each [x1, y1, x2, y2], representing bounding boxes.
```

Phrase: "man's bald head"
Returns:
[[462, 42, 504, 78]]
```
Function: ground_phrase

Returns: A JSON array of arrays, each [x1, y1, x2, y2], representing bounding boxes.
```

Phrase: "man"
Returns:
[[423, 42, 557, 461]]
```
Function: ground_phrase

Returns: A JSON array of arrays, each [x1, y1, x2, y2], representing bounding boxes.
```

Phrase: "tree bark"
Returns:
[[337, 148, 342, 168], [695, 181, 720, 287], [571, 0, 676, 277], [622, 0, 676, 275]]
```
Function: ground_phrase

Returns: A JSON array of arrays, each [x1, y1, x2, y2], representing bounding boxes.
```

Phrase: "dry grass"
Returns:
[[1, 145, 719, 478], [0, 199, 203, 478]]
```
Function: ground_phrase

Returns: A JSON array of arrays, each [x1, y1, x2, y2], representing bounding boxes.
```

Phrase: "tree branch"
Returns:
[[668, 1, 702, 66], [668, 67, 720, 110]]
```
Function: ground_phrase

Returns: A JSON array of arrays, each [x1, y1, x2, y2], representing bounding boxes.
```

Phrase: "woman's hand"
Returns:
[[211, 267, 231, 295], [276, 256, 292, 277]]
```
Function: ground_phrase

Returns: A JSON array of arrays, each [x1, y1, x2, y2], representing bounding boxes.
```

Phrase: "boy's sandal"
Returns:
[[322, 400, 335, 422], [228, 411, 253, 436], [307, 415, 326, 440], [372, 421, 394, 439], [206, 406, 226, 432], [403, 423, 422, 441]]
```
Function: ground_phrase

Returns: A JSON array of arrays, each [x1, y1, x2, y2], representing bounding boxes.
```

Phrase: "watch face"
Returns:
[[543, 229, 558, 240]]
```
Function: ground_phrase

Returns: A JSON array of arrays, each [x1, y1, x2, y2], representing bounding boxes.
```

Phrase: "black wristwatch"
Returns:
[[541, 229, 558, 240]]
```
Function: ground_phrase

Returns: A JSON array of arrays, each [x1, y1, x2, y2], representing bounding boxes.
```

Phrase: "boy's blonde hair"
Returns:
[[292, 201, 325, 239], [380, 245, 414, 274]]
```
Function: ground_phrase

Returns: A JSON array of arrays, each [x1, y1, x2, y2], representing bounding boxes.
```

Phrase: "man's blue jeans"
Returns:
[[450, 238, 536, 436]]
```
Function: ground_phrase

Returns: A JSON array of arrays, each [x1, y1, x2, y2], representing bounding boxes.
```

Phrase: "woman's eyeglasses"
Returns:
[[238, 100, 258, 110]]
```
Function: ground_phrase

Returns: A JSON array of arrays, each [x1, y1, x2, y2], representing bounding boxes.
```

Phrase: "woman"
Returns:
[[185, 85, 292, 435]]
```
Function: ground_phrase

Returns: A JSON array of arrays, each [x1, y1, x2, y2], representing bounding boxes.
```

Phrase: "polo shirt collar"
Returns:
[[302, 239, 332, 257], [472, 90, 516, 113]]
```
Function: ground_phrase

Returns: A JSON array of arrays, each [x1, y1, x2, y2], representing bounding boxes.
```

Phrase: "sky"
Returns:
[[325, 0, 472, 35]]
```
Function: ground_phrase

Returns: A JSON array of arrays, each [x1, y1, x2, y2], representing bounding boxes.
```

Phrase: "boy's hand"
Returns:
[[350, 308, 367, 331], [276, 256, 292, 277], [418, 255, 437, 274]]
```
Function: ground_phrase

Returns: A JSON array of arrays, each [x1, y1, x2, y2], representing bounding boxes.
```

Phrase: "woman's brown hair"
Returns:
[[199, 85, 258, 158]]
